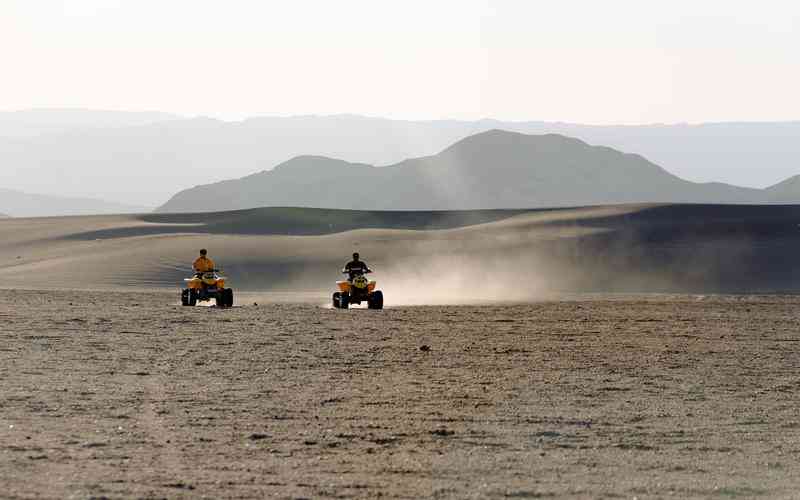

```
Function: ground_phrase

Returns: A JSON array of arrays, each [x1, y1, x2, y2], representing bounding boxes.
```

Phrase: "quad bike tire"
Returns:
[[215, 288, 234, 308], [368, 290, 384, 310], [332, 292, 341, 309], [339, 292, 350, 309], [181, 289, 190, 306], [188, 289, 198, 306]]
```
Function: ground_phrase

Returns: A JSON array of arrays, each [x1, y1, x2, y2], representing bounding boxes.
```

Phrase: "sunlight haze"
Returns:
[[3, 0, 799, 123]]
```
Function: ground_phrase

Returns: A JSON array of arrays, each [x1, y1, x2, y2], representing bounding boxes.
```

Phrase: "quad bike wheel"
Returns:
[[332, 292, 341, 309], [188, 289, 198, 306], [368, 290, 384, 310], [215, 288, 234, 308], [339, 292, 350, 309], [181, 289, 190, 306]]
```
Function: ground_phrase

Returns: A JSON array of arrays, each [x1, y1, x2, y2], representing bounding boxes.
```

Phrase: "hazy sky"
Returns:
[[2, 0, 799, 124]]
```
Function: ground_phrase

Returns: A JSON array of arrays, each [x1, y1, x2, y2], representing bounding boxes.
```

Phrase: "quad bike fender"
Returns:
[[186, 278, 202, 289], [338, 280, 376, 293], [186, 277, 225, 289]]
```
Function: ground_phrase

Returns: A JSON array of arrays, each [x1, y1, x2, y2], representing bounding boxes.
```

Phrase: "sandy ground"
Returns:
[[2, 290, 800, 499]]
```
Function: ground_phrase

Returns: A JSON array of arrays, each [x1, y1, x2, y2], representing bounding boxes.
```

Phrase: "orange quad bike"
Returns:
[[181, 269, 234, 307], [333, 270, 383, 309]]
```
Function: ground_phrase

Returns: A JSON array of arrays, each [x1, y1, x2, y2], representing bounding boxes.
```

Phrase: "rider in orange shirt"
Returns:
[[193, 249, 216, 274]]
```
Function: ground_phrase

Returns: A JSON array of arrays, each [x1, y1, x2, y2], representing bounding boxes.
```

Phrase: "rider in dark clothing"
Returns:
[[343, 252, 371, 280]]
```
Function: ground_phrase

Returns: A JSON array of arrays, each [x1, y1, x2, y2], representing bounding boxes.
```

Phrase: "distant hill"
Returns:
[[158, 130, 780, 212], [762, 175, 800, 203], [1, 111, 800, 207], [0, 188, 148, 217], [0, 109, 179, 137]]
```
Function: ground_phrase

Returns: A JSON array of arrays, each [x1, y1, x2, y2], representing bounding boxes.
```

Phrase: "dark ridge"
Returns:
[[546, 204, 800, 294]]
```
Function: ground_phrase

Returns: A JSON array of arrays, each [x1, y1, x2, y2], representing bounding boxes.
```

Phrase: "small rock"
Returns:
[[430, 428, 455, 437], [164, 482, 195, 490], [420, 345, 431, 352], [82, 442, 107, 448], [248, 433, 269, 440]]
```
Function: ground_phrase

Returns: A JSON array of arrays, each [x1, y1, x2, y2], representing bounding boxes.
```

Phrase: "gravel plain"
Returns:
[[3, 290, 800, 498]]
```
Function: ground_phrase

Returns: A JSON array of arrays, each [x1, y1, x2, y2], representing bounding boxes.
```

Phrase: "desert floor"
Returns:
[[2, 290, 800, 499]]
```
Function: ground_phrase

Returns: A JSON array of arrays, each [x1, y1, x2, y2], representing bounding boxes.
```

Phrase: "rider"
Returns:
[[193, 248, 216, 275], [343, 252, 371, 280]]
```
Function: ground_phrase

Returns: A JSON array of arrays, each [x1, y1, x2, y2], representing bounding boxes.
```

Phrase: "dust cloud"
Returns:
[[377, 253, 555, 306]]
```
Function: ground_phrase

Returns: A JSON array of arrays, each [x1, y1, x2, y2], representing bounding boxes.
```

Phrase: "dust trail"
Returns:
[[377, 253, 553, 306]]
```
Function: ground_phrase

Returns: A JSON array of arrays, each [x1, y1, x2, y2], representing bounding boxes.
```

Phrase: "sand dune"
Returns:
[[2, 204, 800, 296]]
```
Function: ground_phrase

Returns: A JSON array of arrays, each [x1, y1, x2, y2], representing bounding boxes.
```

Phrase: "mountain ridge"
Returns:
[[2, 110, 800, 206], [0, 109, 179, 138], [157, 130, 781, 213], [0, 188, 149, 217]]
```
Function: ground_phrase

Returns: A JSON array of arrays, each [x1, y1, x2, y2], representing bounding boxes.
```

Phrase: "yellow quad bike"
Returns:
[[181, 269, 234, 307], [333, 271, 383, 309]]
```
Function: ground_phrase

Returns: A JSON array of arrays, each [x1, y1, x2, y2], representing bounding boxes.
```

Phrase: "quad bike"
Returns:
[[333, 270, 383, 309], [181, 269, 234, 307]]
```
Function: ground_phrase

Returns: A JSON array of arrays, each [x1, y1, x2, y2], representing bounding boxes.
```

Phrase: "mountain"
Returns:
[[0, 188, 148, 217], [0, 109, 179, 137], [1, 112, 800, 207], [762, 175, 800, 203], [158, 130, 774, 212]]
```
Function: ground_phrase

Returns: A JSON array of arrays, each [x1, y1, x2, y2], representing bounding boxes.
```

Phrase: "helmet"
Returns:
[[353, 252, 359, 260], [200, 249, 207, 256]]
